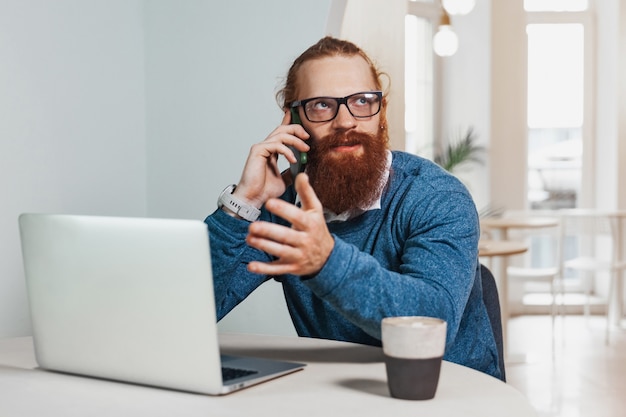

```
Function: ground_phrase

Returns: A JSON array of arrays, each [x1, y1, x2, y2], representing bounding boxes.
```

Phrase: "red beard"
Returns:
[[306, 129, 390, 216]]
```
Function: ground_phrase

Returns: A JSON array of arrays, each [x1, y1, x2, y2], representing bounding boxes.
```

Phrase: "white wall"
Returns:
[[0, 0, 336, 338], [595, 1, 618, 211], [0, 0, 147, 337], [143, 0, 335, 220], [143, 0, 335, 336]]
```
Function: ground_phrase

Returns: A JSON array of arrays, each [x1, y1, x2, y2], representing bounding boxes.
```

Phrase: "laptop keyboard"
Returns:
[[221, 366, 259, 382]]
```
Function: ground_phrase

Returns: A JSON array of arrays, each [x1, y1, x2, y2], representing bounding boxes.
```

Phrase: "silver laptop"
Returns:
[[18, 213, 305, 395]]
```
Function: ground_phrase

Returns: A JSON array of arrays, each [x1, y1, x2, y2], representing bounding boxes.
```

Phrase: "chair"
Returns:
[[500, 211, 562, 354], [558, 209, 626, 344], [480, 264, 506, 382]]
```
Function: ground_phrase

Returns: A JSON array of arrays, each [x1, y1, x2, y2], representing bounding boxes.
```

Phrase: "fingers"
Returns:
[[246, 221, 306, 275], [247, 220, 303, 248], [247, 259, 297, 276], [294, 173, 323, 212], [246, 112, 309, 169], [273, 113, 310, 140], [259, 175, 322, 230], [259, 125, 310, 163], [263, 198, 306, 228], [246, 182, 334, 276], [246, 219, 329, 276]]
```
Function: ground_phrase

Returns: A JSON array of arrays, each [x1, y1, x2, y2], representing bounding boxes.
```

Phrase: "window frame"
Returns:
[[524, 6, 597, 296]]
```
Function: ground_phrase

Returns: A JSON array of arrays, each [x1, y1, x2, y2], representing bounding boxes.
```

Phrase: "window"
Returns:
[[527, 23, 584, 209], [525, 0, 593, 210]]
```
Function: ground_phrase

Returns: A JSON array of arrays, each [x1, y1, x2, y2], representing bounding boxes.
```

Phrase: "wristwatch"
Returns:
[[217, 184, 261, 222]]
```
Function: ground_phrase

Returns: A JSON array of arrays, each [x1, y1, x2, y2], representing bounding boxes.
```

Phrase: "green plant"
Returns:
[[432, 128, 502, 217], [434, 127, 485, 174]]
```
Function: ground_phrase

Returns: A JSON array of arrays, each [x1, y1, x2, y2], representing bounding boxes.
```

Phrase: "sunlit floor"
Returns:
[[506, 314, 626, 417]]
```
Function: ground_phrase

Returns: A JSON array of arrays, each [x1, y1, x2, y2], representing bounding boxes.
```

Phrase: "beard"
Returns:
[[306, 127, 390, 216]]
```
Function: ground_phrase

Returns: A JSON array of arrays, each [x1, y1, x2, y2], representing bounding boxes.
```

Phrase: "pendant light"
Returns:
[[442, 0, 476, 16], [433, 11, 458, 57]]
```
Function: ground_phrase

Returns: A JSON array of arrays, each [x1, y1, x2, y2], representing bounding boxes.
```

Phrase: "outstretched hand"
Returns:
[[246, 173, 334, 277]]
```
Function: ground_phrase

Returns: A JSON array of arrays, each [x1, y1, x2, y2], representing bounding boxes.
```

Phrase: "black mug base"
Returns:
[[384, 355, 443, 400]]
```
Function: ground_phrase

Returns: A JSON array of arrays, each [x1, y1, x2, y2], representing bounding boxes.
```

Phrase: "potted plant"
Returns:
[[433, 127, 502, 218], [433, 126, 485, 174]]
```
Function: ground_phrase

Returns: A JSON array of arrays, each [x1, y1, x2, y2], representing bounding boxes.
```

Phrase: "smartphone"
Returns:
[[289, 108, 308, 178]]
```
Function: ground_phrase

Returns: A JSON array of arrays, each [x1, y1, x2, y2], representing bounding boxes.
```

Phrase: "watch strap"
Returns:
[[218, 184, 261, 222]]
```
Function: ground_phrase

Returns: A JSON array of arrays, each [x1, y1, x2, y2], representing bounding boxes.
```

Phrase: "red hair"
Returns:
[[276, 36, 388, 110]]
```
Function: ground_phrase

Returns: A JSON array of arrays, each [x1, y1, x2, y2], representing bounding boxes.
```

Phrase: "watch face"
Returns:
[[218, 185, 236, 207]]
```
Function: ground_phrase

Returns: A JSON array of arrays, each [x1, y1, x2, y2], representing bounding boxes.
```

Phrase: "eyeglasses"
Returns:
[[290, 91, 383, 123]]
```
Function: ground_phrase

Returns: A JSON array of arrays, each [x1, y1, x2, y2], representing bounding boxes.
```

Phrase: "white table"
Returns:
[[0, 334, 537, 417]]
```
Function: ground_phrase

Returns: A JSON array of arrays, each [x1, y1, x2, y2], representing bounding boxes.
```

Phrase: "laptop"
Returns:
[[18, 213, 305, 395]]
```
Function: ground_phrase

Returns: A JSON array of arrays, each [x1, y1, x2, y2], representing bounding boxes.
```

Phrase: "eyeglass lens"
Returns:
[[303, 92, 381, 122]]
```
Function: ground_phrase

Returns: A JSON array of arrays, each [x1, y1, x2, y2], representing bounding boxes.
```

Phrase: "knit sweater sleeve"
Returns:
[[204, 208, 271, 320]]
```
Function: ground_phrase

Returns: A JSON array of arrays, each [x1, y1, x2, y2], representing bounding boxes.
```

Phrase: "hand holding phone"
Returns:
[[289, 108, 308, 178]]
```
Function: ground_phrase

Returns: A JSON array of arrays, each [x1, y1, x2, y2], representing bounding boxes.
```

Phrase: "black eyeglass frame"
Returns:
[[290, 91, 383, 123]]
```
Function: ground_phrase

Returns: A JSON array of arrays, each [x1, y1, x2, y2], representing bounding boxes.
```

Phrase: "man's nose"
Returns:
[[332, 103, 357, 128]]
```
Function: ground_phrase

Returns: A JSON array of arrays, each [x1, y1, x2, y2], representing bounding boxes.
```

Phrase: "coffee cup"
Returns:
[[381, 316, 447, 400]]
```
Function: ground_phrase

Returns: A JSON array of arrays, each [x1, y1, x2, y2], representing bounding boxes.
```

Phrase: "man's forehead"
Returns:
[[296, 55, 376, 98]]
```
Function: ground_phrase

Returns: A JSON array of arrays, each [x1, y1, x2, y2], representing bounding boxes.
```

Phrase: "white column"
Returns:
[[340, 0, 408, 151], [490, 0, 527, 211]]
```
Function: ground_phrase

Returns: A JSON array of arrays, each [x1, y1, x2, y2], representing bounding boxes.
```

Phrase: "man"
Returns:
[[205, 36, 502, 380]]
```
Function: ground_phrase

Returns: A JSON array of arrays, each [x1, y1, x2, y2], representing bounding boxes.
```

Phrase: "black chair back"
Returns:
[[480, 264, 506, 382]]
